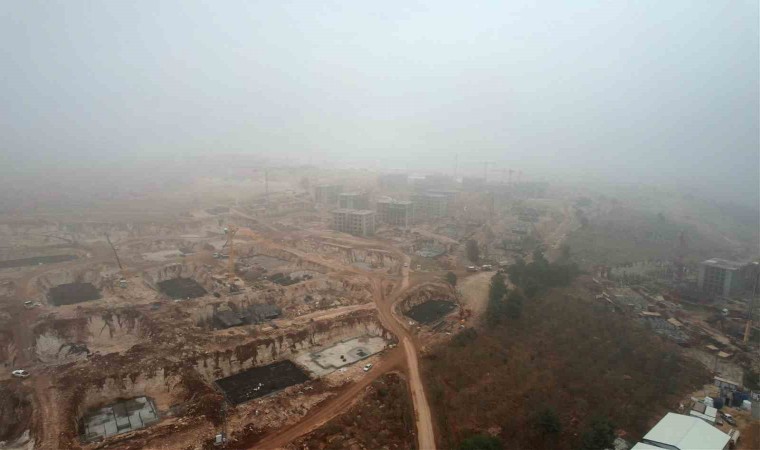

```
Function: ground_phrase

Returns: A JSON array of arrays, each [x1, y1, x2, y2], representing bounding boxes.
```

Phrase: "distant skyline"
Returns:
[[1, 1, 758, 206]]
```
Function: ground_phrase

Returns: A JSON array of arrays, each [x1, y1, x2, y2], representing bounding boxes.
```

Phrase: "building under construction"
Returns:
[[315, 184, 343, 205], [376, 199, 414, 227], [411, 191, 455, 219], [338, 192, 370, 210], [332, 209, 376, 237], [698, 259, 751, 298]]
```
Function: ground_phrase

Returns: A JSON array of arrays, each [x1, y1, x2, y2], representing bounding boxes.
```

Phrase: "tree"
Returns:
[[533, 407, 562, 435], [745, 369, 760, 390], [445, 271, 458, 287], [579, 418, 615, 450], [486, 273, 508, 327], [459, 434, 503, 450], [466, 239, 480, 263], [506, 290, 524, 319]]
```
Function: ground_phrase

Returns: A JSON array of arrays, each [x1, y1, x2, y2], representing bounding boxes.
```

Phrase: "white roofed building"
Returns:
[[633, 413, 729, 450]]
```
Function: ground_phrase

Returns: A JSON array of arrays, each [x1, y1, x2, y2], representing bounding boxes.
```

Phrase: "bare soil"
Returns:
[[286, 372, 415, 450], [0, 254, 79, 269], [0, 381, 33, 442]]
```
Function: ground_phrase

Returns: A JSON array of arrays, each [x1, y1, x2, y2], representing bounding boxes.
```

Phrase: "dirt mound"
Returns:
[[0, 382, 32, 442]]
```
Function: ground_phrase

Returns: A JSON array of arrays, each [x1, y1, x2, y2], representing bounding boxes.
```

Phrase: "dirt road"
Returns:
[[403, 336, 435, 450], [254, 348, 404, 449], [254, 246, 438, 449]]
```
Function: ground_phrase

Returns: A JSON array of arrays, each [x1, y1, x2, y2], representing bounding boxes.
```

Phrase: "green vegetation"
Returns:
[[466, 239, 480, 263], [485, 272, 508, 327], [506, 250, 579, 298], [505, 290, 524, 319], [459, 434, 503, 450], [533, 407, 562, 435], [745, 369, 760, 390], [446, 271, 458, 287], [579, 418, 616, 450]]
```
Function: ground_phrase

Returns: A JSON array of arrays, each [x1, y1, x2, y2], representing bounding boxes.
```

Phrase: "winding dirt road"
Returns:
[[251, 240, 436, 449]]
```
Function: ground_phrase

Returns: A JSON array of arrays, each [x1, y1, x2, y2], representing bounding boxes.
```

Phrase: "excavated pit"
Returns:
[[404, 300, 457, 324], [0, 254, 78, 269], [157, 277, 207, 299], [215, 360, 310, 405], [47, 282, 102, 306]]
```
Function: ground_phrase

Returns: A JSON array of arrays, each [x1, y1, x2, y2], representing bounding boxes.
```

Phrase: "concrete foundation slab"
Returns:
[[82, 397, 158, 442], [295, 335, 387, 377]]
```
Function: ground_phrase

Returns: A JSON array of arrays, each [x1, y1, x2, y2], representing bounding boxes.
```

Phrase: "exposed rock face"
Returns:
[[34, 309, 155, 363], [397, 282, 455, 313], [34, 265, 115, 294], [53, 310, 389, 447], [282, 238, 401, 272], [191, 311, 391, 381], [141, 262, 214, 292]]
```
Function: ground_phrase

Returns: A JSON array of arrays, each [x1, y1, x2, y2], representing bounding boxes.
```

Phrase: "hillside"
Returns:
[[422, 285, 709, 450]]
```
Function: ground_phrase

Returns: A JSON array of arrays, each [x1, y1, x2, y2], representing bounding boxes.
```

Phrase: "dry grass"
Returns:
[[422, 286, 709, 449], [287, 372, 415, 450]]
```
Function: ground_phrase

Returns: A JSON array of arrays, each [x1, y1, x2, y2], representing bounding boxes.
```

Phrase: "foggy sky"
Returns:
[[1, 1, 758, 205]]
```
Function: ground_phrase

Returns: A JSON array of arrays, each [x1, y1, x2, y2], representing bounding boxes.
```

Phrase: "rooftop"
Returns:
[[333, 209, 375, 215], [642, 413, 729, 450], [701, 258, 746, 271], [377, 199, 413, 205], [631, 443, 664, 450]]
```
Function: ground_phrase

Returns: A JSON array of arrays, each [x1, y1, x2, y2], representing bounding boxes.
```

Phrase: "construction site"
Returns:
[[0, 167, 757, 450]]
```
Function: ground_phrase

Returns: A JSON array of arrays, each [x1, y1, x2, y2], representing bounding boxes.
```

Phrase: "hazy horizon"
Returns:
[[2, 1, 758, 206]]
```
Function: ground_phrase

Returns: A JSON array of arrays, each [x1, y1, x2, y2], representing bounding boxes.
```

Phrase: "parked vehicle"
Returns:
[[721, 412, 737, 426], [363, 363, 373, 372], [12, 369, 30, 378]]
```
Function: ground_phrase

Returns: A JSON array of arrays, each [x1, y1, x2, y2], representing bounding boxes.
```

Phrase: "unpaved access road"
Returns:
[[253, 348, 405, 449], [252, 246, 438, 450], [403, 336, 435, 450]]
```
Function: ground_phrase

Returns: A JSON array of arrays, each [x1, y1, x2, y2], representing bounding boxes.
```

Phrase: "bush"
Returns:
[[579, 418, 615, 450], [446, 271, 458, 287], [533, 407, 561, 435], [486, 273, 508, 327], [466, 240, 481, 263], [506, 291, 524, 320], [459, 434, 503, 450]]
